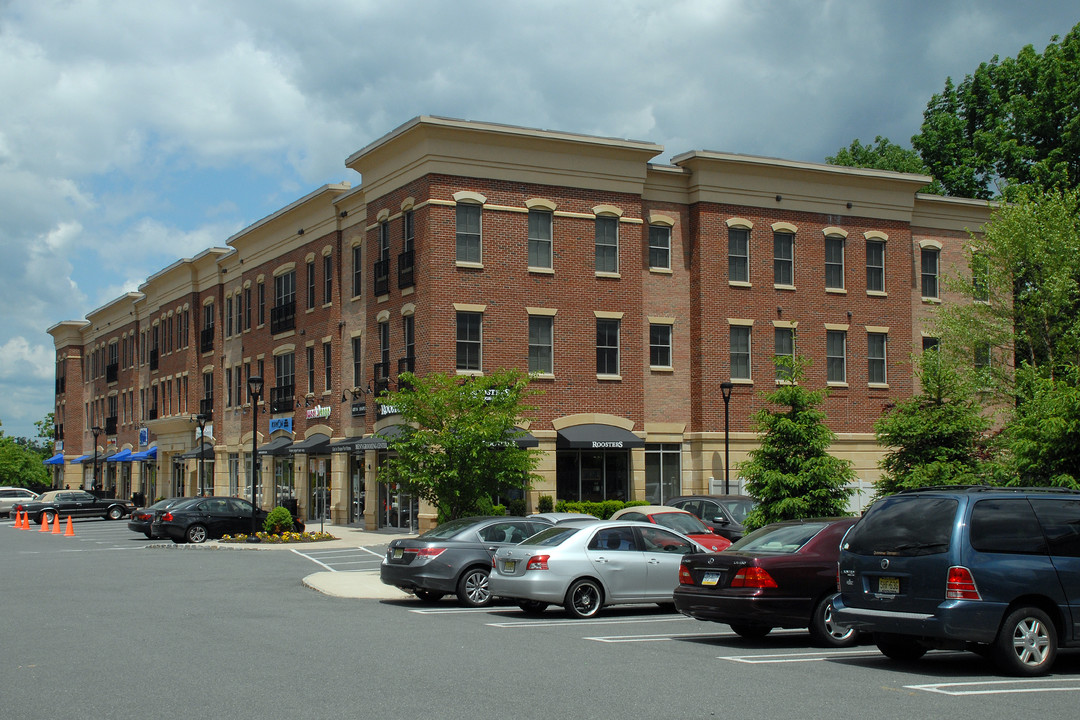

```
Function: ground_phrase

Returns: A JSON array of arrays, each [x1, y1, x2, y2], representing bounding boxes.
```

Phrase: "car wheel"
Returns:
[[809, 594, 858, 648], [413, 590, 444, 603], [42, 510, 56, 525], [564, 579, 603, 619], [144, 531, 152, 539], [185, 524, 208, 544], [517, 599, 549, 615], [730, 624, 772, 639], [107, 506, 124, 520], [875, 635, 927, 662], [993, 606, 1057, 676], [456, 567, 492, 607]]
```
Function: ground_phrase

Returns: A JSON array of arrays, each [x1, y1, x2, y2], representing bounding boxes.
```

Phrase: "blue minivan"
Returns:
[[833, 486, 1080, 675]]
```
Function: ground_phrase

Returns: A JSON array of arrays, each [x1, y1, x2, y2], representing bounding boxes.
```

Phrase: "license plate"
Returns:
[[504, 560, 516, 573], [701, 571, 721, 586], [878, 576, 900, 594], [392, 548, 403, 559]]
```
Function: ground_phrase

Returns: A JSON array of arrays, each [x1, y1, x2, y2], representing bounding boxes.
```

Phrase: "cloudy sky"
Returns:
[[0, 0, 1076, 440]]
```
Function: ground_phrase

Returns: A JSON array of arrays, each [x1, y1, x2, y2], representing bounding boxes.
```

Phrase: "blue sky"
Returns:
[[1, 0, 1077, 440]]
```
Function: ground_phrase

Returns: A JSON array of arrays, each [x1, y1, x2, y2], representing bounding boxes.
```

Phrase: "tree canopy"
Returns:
[[826, 136, 943, 194], [376, 369, 541, 521]]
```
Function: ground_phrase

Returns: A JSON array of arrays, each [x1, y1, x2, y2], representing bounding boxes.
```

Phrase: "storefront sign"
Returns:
[[592, 441, 624, 449], [139, 427, 149, 447], [306, 405, 332, 420], [269, 417, 294, 434], [351, 401, 366, 418], [376, 402, 400, 420]]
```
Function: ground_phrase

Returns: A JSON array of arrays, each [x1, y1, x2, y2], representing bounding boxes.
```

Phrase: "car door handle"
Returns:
[[648, 558, 662, 565], [594, 556, 610, 563]]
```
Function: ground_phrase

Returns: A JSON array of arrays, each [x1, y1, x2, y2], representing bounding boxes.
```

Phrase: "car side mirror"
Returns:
[[712, 516, 730, 526]]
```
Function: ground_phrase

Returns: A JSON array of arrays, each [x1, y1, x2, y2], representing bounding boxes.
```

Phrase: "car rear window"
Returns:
[[523, 526, 582, 546], [728, 521, 830, 554], [420, 517, 485, 539], [843, 496, 956, 556]]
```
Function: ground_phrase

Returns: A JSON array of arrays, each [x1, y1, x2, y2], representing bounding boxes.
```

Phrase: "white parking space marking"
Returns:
[[586, 628, 803, 643], [289, 545, 387, 571], [412, 607, 503, 615], [905, 679, 1080, 696], [487, 616, 690, 628], [719, 648, 885, 664]]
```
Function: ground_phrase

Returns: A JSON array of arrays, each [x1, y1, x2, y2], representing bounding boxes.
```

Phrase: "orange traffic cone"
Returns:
[[64, 516, 75, 537], [20, 511, 30, 530], [13, 510, 22, 529], [39, 514, 50, 532], [52, 513, 62, 534]]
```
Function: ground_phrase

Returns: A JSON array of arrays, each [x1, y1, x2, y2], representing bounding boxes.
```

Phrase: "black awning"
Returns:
[[178, 442, 215, 460], [257, 436, 294, 457], [287, 433, 330, 455], [512, 428, 539, 448], [328, 436, 388, 453], [556, 424, 644, 450]]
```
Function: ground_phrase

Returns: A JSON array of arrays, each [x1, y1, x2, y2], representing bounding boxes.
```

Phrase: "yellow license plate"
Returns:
[[393, 548, 403, 559], [504, 560, 516, 573], [702, 571, 721, 586], [878, 576, 900, 594]]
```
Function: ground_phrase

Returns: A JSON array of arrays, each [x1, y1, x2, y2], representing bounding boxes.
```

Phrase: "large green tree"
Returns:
[[740, 358, 855, 530], [0, 413, 54, 492], [997, 365, 1080, 489], [873, 349, 991, 497], [912, 24, 1080, 198], [376, 369, 541, 521], [826, 136, 943, 194]]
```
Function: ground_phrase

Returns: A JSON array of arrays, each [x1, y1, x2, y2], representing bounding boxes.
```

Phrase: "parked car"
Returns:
[[833, 485, 1080, 676], [490, 519, 705, 618], [1, 486, 40, 518], [381, 516, 555, 607], [127, 497, 185, 538], [151, 496, 283, 544], [15, 489, 135, 524], [610, 505, 731, 552], [665, 495, 756, 541], [674, 517, 859, 647], [528, 512, 600, 524]]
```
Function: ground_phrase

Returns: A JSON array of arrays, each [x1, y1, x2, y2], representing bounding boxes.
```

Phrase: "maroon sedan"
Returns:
[[673, 517, 859, 647]]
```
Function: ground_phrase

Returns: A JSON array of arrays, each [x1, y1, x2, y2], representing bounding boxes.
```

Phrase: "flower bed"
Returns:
[[221, 531, 337, 544]]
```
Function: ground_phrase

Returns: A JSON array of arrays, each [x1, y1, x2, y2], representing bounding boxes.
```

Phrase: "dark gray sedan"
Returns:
[[380, 516, 554, 607]]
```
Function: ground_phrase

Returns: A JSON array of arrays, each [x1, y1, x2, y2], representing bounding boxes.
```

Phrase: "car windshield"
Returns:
[[521, 526, 583, 547], [419, 517, 486, 540], [652, 512, 708, 535], [728, 522, 830, 554], [719, 498, 756, 524]]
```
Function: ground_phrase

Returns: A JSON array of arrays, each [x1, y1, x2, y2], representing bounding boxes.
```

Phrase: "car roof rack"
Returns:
[[896, 484, 1080, 496]]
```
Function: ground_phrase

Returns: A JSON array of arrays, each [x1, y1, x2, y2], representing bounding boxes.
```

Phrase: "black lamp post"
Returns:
[[247, 375, 263, 543], [91, 425, 103, 492], [720, 382, 734, 495], [193, 414, 208, 496]]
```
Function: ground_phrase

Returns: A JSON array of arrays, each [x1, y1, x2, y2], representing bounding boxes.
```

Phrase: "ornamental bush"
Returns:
[[264, 506, 294, 534]]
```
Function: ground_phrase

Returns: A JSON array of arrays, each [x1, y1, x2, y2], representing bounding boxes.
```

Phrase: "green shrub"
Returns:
[[264, 506, 294, 534], [552, 499, 648, 519], [507, 498, 527, 517], [538, 495, 554, 513]]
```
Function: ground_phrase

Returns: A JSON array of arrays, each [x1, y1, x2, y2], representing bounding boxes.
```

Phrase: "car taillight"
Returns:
[[730, 567, 778, 588], [946, 566, 981, 600], [527, 555, 549, 571], [162, 512, 173, 522], [415, 547, 445, 558], [679, 564, 694, 585]]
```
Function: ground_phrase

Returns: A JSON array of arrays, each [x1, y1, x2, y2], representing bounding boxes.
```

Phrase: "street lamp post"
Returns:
[[194, 414, 208, 497], [91, 425, 103, 492], [720, 382, 734, 495], [247, 375, 263, 543]]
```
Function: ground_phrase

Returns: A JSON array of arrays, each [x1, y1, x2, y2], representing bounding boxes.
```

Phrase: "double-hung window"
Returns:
[[648, 225, 670, 270], [729, 227, 750, 283], [352, 245, 363, 297], [774, 232, 794, 286], [774, 326, 795, 381], [528, 210, 552, 269], [866, 240, 885, 293], [307, 260, 316, 310], [595, 216, 619, 274], [528, 315, 553, 374], [825, 236, 845, 290], [323, 254, 332, 305], [650, 323, 672, 368], [868, 332, 887, 384], [921, 248, 939, 299], [456, 204, 482, 264], [456, 312, 482, 371], [323, 341, 332, 392], [826, 330, 847, 384], [730, 325, 751, 380], [306, 346, 316, 394], [596, 319, 620, 375], [972, 253, 990, 303]]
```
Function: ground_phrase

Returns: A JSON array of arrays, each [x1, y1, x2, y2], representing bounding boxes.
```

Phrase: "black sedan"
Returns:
[[127, 497, 185, 538], [674, 517, 859, 647], [381, 516, 555, 607], [152, 496, 275, 544], [15, 489, 135, 525], [665, 494, 756, 541]]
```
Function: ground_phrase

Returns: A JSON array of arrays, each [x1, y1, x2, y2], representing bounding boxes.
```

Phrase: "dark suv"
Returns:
[[833, 485, 1080, 676]]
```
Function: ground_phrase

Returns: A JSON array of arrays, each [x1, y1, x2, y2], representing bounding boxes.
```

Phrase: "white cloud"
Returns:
[[0, 336, 55, 380]]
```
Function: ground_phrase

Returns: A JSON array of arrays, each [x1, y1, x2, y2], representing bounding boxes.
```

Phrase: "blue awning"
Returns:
[[70, 454, 91, 464], [130, 447, 158, 461], [43, 453, 64, 465], [107, 449, 133, 462]]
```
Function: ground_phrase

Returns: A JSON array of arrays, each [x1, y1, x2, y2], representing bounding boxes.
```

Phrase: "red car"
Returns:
[[673, 517, 859, 647], [610, 506, 731, 552]]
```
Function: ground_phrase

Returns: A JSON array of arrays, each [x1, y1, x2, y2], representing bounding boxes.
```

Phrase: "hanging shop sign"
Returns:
[[306, 405, 332, 420], [269, 417, 294, 435]]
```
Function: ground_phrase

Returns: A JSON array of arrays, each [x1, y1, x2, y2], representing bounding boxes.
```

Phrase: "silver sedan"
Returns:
[[490, 519, 705, 618]]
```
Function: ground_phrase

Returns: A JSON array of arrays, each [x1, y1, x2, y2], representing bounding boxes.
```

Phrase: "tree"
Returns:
[[740, 358, 855, 530], [912, 24, 1080, 198], [997, 365, 1080, 489], [826, 136, 943, 194], [873, 349, 991, 497], [376, 369, 541, 521], [0, 435, 50, 491]]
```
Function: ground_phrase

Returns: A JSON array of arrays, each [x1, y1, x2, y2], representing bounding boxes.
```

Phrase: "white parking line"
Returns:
[[412, 607, 498, 615], [586, 628, 803, 643], [719, 648, 884, 664], [487, 616, 691, 628], [905, 679, 1080, 696], [290, 547, 336, 571]]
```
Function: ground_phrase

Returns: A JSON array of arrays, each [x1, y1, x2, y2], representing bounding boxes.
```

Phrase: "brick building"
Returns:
[[47, 116, 992, 530]]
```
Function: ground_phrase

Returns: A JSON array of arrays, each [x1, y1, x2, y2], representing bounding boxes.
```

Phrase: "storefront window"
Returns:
[[556, 451, 630, 502], [645, 444, 681, 504]]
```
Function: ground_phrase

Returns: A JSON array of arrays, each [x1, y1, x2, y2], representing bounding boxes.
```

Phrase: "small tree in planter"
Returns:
[[264, 506, 294, 535]]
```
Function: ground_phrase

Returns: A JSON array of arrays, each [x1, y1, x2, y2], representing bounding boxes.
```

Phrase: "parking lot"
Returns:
[[5, 516, 1080, 720]]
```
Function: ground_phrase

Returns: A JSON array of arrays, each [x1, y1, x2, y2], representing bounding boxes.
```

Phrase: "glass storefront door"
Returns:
[[378, 481, 416, 531], [349, 455, 364, 524], [308, 456, 329, 521]]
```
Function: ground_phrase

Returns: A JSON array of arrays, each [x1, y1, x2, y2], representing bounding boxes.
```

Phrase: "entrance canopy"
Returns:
[[288, 433, 330, 455], [326, 425, 405, 454], [257, 436, 293, 456], [130, 447, 158, 461], [556, 424, 644, 450], [70, 454, 92, 464], [107, 449, 133, 462], [178, 442, 214, 460], [44, 453, 64, 465]]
